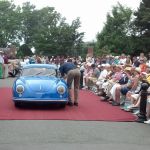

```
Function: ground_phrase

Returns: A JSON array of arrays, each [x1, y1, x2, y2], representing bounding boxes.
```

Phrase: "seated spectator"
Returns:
[[113, 56, 120, 65], [101, 65, 123, 100], [95, 64, 110, 95], [110, 66, 137, 106], [82, 62, 93, 89], [133, 56, 140, 67], [100, 65, 116, 99], [87, 64, 100, 90], [139, 52, 147, 62], [139, 58, 147, 72], [123, 68, 149, 112], [119, 53, 126, 65], [122, 68, 142, 110], [125, 55, 132, 66]]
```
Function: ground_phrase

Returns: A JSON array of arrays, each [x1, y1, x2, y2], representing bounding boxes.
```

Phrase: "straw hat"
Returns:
[[115, 65, 122, 69], [124, 67, 132, 72], [134, 67, 141, 74]]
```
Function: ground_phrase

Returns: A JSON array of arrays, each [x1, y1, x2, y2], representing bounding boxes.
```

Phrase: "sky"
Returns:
[[13, 0, 141, 42]]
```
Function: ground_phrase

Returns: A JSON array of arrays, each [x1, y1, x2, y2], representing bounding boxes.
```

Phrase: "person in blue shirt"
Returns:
[[59, 59, 81, 106]]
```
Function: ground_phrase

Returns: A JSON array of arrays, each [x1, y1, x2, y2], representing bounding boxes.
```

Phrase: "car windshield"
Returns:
[[22, 67, 56, 76]]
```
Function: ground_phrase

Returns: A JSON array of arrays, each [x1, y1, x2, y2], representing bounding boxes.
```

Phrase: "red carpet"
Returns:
[[0, 88, 136, 121]]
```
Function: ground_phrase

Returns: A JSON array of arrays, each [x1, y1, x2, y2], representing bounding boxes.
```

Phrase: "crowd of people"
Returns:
[[0, 51, 150, 124], [80, 52, 150, 124]]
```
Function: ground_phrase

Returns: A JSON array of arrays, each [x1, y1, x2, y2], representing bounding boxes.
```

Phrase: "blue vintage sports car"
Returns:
[[12, 64, 68, 107]]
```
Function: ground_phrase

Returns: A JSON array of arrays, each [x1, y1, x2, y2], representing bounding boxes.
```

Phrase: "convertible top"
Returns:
[[22, 64, 58, 70]]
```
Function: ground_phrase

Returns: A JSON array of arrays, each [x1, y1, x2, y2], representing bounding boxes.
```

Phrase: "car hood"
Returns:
[[17, 76, 61, 92]]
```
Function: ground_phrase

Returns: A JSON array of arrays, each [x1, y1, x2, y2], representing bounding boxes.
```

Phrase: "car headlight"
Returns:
[[16, 85, 24, 94], [57, 85, 66, 94]]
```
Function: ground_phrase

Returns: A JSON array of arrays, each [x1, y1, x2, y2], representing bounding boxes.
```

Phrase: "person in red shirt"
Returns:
[[139, 59, 147, 72]]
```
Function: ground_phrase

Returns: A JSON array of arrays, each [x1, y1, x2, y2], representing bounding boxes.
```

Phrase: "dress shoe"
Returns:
[[136, 118, 147, 123], [100, 96, 107, 101], [104, 96, 110, 100], [74, 102, 78, 106], [136, 114, 147, 123], [67, 101, 73, 106], [112, 101, 120, 106]]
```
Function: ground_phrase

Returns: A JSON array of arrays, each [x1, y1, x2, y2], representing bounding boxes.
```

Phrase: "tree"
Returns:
[[32, 6, 63, 55], [19, 2, 38, 46], [17, 44, 33, 58], [56, 17, 84, 56], [0, 0, 21, 47], [134, 0, 150, 53], [96, 3, 134, 55], [32, 7, 84, 56], [0, 1, 84, 56]]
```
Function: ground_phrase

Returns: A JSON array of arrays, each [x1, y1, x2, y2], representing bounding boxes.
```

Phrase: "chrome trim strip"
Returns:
[[13, 99, 68, 102]]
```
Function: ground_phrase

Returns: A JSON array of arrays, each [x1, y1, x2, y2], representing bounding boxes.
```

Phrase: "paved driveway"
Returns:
[[0, 77, 15, 88]]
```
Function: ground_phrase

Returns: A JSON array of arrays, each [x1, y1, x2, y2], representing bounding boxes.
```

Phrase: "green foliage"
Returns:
[[33, 12, 84, 56], [96, 3, 134, 55], [17, 44, 33, 58], [19, 2, 37, 46], [134, 0, 150, 52], [0, 0, 21, 47], [0, 0, 84, 57], [96, 1, 150, 56], [1, 1, 149, 57]]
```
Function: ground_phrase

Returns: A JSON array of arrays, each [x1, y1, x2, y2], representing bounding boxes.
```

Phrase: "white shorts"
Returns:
[[131, 94, 140, 101], [147, 96, 150, 103]]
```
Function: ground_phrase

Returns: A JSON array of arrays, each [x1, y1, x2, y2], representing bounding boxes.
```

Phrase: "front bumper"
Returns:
[[13, 98, 68, 103]]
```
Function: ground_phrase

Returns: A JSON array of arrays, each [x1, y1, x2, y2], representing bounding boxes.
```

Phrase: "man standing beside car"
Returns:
[[59, 58, 81, 106]]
